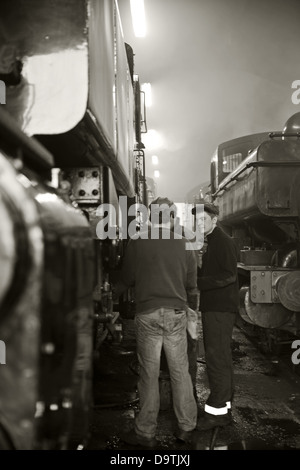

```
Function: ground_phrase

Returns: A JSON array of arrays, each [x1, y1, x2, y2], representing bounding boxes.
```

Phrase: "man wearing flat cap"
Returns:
[[192, 201, 239, 430]]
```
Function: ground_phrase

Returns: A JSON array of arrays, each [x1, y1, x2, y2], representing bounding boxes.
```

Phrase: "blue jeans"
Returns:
[[134, 308, 197, 439]]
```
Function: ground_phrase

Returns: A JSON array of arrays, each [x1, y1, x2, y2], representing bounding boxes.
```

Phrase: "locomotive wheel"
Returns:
[[276, 271, 300, 312], [241, 286, 292, 329], [0, 189, 29, 318], [239, 286, 255, 325]]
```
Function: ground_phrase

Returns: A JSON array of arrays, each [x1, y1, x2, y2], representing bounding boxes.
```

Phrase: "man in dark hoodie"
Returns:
[[192, 202, 239, 431]]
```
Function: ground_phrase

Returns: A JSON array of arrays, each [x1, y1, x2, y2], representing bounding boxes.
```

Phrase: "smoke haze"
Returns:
[[118, 0, 300, 202]]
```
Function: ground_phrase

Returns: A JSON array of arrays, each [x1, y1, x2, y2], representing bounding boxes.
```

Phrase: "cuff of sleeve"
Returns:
[[187, 294, 199, 311]]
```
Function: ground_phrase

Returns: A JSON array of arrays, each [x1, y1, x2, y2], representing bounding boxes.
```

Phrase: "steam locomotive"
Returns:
[[203, 113, 300, 349], [0, 0, 146, 449]]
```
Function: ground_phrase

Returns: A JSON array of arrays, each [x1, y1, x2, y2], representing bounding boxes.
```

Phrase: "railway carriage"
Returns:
[[0, 0, 146, 449]]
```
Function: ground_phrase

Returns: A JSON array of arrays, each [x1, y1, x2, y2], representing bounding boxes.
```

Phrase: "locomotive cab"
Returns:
[[210, 132, 270, 195]]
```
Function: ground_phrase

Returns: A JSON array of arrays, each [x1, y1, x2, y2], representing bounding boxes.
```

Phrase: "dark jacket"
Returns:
[[198, 226, 239, 313], [116, 226, 199, 313]]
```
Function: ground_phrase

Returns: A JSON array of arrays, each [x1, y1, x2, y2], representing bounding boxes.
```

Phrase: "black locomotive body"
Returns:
[[0, 0, 146, 449], [208, 114, 300, 341]]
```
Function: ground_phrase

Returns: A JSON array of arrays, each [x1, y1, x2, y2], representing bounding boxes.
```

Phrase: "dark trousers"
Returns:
[[202, 311, 236, 410]]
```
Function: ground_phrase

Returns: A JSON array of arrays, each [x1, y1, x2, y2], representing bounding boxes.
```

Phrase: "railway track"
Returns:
[[235, 317, 300, 379]]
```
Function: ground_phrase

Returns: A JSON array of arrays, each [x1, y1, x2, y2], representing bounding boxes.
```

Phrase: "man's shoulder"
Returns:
[[211, 226, 235, 248], [214, 227, 238, 260], [182, 226, 196, 242], [215, 226, 232, 240]]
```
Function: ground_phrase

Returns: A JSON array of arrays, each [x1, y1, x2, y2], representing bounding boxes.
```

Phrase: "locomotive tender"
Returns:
[[208, 113, 300, 342], [0, 0, 146, 449]]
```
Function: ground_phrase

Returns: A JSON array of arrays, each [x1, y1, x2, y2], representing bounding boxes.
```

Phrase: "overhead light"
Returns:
[[152, 155, 159, 165], [143, 129, 164, 150], [130, 0, 146, 37], [154, 170, 160, 178], [141, 82, 152, 107]]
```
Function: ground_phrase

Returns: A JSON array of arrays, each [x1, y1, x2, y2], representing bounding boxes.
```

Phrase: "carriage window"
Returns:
[[222, 152, 242, 173], [211, 151, 218, 194]]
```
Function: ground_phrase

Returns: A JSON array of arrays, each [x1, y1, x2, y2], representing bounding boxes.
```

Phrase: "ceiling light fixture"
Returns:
[[130, 0, 146, 37], [141, 82, 152, 107]]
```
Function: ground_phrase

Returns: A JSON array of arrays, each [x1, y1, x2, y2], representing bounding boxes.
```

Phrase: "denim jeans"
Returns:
[[134, 308, 197, 439], [187, 331, 198, 387], [160, 331, 197, 387]]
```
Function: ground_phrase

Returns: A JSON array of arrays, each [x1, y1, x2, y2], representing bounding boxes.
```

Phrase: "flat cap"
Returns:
[[191, 201, 219, 216]]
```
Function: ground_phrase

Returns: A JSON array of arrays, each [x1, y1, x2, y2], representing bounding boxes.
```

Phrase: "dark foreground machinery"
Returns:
[[0, 0, 146, 449], [207, 113, 300, 350]]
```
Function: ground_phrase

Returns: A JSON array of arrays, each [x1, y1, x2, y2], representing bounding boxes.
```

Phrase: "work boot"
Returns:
[[120, 429, 158, 448], [174, 428, 195, 444], [197, 412, 232, 431], [226, 393, 234, 417]]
